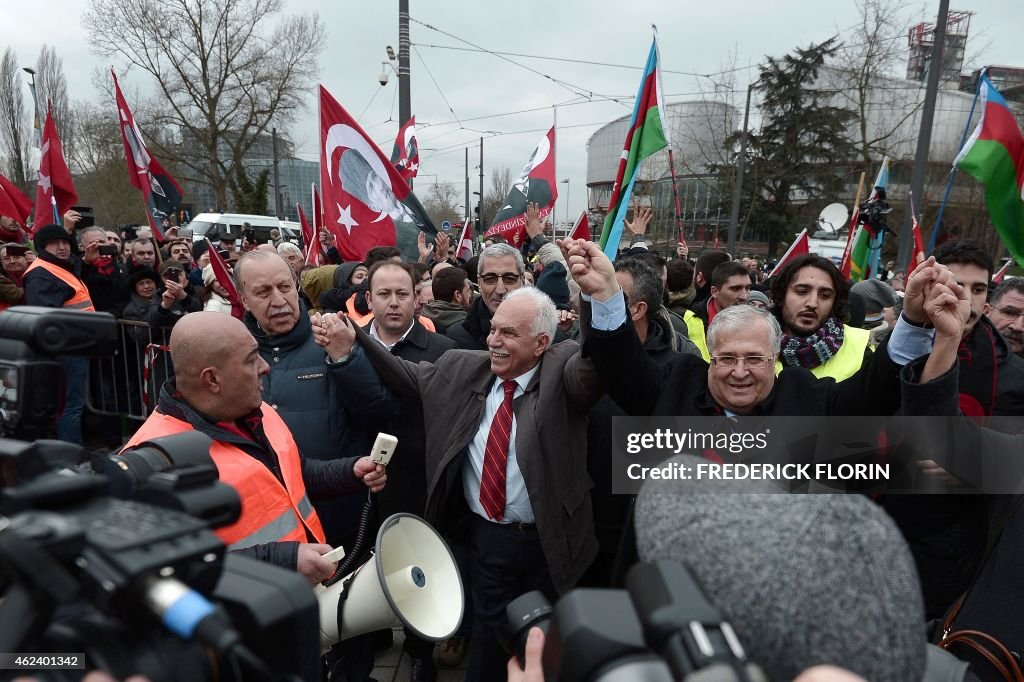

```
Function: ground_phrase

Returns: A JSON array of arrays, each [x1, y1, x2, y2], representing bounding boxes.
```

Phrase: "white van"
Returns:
[[185, 212, 300, 246]]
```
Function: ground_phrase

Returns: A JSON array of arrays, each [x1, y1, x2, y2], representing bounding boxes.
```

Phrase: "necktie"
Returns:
[[479, 379, 517, 520]]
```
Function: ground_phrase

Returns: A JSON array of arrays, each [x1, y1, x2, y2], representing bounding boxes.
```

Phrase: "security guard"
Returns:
[[123, 311, 386, 583]]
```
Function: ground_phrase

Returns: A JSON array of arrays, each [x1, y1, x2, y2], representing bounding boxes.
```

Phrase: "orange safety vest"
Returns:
[[345, 292, 436, 332], [24, 258, 95, 311], [121, 402, 325, 549]]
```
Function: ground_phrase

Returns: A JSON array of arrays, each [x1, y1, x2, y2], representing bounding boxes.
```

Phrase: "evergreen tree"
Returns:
[[737, 38, 858, 255], [228, 166, 270, 215]]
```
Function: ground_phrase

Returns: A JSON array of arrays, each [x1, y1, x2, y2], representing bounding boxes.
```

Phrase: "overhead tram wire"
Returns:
[[413, 45, 465, 129], [409, 16, 633, 109]]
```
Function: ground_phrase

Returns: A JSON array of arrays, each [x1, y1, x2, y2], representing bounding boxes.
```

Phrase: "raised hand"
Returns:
[[525, 202, 544, 238], [563, 239, 619, 300], [417, 230, 434, 262], [676, 242, 689, 259], [313, 312, 357, 361], [924, 279, 970, 340], [435, 232, 451, 262], [625, 205, 653, 237], [319, 228, 336, 250], [902, 256, 939, 325]]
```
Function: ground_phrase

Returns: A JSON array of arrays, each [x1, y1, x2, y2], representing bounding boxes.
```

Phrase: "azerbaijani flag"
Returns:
[[954, 75, 1024, 266], [597, 34, 668, 258], [849, 158, 890, 282]]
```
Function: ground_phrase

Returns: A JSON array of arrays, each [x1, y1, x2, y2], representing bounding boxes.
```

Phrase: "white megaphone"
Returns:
[[315, 513, 464, 653]]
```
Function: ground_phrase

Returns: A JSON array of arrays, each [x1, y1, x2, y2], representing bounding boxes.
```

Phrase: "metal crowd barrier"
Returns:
[[86, 319, 173, 421]]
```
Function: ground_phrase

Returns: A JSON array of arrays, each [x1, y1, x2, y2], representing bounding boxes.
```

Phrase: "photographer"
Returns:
[[144, 260, 202, 330], [121, 312, 387, 583]]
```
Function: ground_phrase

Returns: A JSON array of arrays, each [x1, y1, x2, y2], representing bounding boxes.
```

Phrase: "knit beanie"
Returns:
[[635, 455, 925, 682], [534, 261, 571, 309], [33, 224, 71, 252]]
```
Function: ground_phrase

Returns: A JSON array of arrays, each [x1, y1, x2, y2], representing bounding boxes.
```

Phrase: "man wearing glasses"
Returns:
[[564, 238, 949, 418], [446, 242, 525, 350], [986, 278, 1024, 358]]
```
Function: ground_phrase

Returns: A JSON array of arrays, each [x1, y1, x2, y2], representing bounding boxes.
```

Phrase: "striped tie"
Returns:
[[479, 380, 517, 520]]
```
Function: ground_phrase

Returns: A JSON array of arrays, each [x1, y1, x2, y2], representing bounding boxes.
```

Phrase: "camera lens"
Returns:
[[504, 591, 552, 668], [94, 432, 216, 495]]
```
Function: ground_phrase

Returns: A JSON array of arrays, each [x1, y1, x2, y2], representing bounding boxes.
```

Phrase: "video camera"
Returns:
[[505, 560, 768, 682], [0, 431, 322, 682], [0, 307, 321, 680], [857, 186, 895, 239]]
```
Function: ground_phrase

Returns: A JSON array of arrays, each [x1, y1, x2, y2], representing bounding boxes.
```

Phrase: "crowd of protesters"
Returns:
[[4, 200, 1024, 682]]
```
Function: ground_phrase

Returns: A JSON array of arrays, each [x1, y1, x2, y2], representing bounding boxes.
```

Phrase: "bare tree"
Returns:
[[832, 0, 922, 168], [67, 100, 147, 226], [83, 0, 326, 209], [425, 182, 461, 226], [0, 49, 30, 192], [483, 166, 513, 224], [36, 46, 71, 137]]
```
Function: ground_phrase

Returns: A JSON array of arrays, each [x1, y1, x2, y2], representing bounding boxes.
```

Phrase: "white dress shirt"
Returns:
[[463, 365, 540, 523]]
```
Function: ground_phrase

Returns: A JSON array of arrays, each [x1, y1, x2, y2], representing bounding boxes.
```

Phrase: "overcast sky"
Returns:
[[2, 0, 1019, 222]]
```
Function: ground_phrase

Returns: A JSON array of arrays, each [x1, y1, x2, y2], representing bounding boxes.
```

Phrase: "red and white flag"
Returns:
[[319, 85, 435, 261], [308, 183, 326, 265], [0, 173, 32, 226], [485, 127, 558, 247], [569, 210, 590, 241], [32, 103, 77, 234], [113, 71, 183, 242], [909, 192, 926, 268], [204, 238, 242, 316], [993, 260, 1013, 285], [769, 229, 810, 277], [457, 216, 474, 260], [390, 116, 419, 181]]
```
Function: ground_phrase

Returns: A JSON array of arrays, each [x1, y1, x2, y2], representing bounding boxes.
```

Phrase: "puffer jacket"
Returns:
[[244, 305, 399, 542]]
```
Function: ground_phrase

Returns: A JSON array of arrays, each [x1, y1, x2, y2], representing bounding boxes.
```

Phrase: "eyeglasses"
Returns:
[[479, 272, 521, 286], [710, 355, 774, 369], [993, 306, 1024, 321]]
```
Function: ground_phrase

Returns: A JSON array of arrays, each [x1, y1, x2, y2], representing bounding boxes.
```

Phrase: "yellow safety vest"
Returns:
[[775, 324, 871, 382], [682, 310, 710, 362]]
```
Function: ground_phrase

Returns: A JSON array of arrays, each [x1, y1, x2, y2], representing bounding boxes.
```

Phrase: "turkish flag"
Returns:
[[569, 210, 590, 241], [390, 116, 419, 181], [319, 85, 435, 262], [0, 174, 32, 225], [32, 103, 77, 234], [485, 127, 557, 247], [769, 229, 810, 277], [113, 71, 183, 242]]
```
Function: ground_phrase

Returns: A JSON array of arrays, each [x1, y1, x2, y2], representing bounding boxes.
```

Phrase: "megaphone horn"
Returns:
[[315, 513, 464, 653]]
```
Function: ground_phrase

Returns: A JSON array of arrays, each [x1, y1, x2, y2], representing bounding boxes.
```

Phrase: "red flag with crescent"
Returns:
[[318, 86, 434, 261]]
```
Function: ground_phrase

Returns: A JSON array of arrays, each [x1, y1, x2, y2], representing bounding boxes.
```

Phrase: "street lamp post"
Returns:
[[23, 67, 40, 149]]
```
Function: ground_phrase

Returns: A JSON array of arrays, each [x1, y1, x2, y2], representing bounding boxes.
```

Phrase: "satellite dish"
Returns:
[[817, 203, 849, 233]]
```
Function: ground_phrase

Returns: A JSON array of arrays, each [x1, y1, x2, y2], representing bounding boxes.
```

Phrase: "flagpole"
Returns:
[[553, 105, 558, 232], [926, 67, 986, 255]]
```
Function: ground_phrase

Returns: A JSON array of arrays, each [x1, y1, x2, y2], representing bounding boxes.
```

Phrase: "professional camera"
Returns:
[[505, 560, 768, 682], [857, 186, 895, 239], [0, 307, 120, 440], [0, 431, 322, 682], [0, 308, 319, 681]]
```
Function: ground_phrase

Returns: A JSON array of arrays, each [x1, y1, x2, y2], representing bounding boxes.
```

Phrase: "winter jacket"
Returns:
[[421, 299, 469, 336], [144, 286, 202, 329], [363, 319, 456, 520], [23, 250, 86, 308], [203, 292, 233, 314], [244, 306, 399, 543]]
